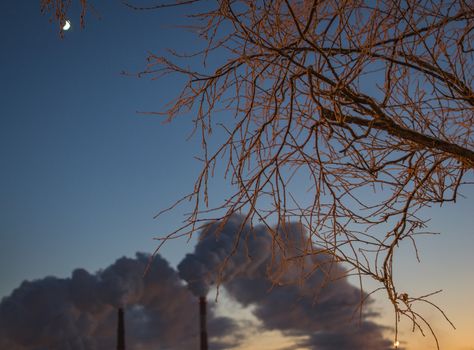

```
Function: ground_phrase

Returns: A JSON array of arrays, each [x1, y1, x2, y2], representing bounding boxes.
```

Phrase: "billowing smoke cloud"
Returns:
[[0, 253, 238, 350], [178, 215, 394, 350], [1, 217, 395, 350]]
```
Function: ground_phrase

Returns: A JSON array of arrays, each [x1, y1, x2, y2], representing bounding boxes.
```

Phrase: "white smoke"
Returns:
[[0, 216, 396, 350], [178, 215, 394, 350], [0, 253, 238, 350]]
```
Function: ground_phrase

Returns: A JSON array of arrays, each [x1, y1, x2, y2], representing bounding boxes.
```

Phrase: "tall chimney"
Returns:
[[117, 307, 125, 350], [199, 297, 208, 350]]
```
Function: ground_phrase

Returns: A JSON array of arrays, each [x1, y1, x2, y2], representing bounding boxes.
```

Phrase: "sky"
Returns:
[[0, 2, 473, 350]]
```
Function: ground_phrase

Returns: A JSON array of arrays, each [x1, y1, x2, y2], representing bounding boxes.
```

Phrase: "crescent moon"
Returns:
[[62, 20, 71, 31]]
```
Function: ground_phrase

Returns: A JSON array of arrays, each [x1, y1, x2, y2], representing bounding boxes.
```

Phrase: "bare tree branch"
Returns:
[[41, 0, 474, 347]]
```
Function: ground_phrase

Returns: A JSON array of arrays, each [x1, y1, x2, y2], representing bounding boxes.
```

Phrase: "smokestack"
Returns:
[[117, 307, 125, 350], [199, 296, 208, 350]]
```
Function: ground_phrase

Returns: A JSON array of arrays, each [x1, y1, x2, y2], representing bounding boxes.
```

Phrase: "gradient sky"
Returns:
[[0, 2, 473, 350]]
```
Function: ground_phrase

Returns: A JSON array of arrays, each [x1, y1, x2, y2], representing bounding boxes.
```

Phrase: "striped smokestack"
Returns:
[[117, 307, 125, 350], [199, 296, 208, 350]]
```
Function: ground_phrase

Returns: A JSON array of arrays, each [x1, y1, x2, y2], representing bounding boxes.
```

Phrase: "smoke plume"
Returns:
[[0, 253, 237, 350], [178, 215, 393, 350], [1, 216, 395, 349]]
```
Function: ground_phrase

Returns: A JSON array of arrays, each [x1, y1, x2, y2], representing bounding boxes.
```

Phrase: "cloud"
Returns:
[[0, 253, 238, 350], [178, 215, 393, 350], [0, 215, 395, 350]]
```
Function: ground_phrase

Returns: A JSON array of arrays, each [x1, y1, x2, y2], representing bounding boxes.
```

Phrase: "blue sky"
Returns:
[[0, 2, 473, 349], [0, 1, 209, 297]]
